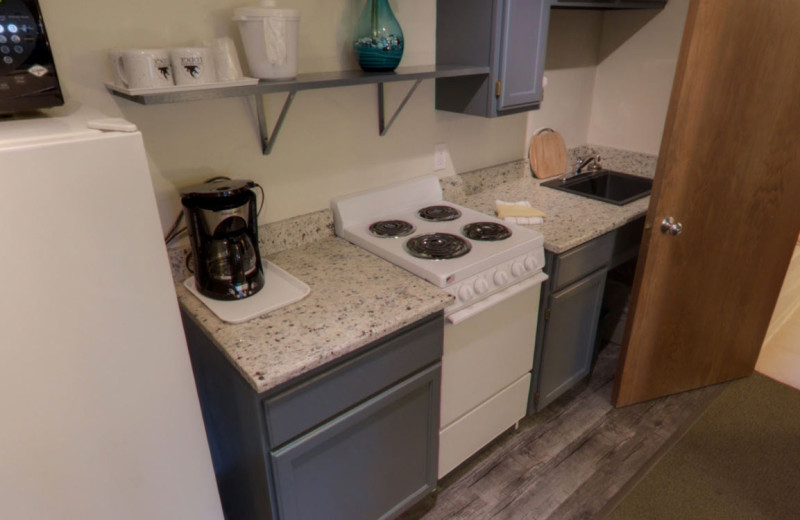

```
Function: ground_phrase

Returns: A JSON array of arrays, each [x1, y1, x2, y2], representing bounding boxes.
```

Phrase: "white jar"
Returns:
[[234, 0, 300, 80]]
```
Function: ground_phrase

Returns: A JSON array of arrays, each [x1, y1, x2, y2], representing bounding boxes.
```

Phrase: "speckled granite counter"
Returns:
[[177, 237, 453, 394], [175, 144, 655, 394], [447, 176, 649, 254], [441, 145, 656, 253]]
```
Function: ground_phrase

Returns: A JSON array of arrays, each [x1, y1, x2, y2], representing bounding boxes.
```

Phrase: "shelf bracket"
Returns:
[[378, 79, 423, 137], [255, 91, 297, 155]]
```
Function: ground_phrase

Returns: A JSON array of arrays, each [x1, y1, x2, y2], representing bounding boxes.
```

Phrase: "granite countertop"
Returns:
[[454, 176, 649, 254], [177, 237, 453, 394], [441, 146, 655, 254], [175, 145, 656, 395]]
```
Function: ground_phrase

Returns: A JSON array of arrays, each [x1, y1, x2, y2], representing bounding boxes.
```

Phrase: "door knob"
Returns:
[[660, 217, 683, 236]]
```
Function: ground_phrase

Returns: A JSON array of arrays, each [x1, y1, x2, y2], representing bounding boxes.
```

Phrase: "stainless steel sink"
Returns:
[[540, 170, 653, 206]]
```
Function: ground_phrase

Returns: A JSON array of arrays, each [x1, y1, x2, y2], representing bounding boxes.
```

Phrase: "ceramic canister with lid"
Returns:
[[234, 0, 300, 80]]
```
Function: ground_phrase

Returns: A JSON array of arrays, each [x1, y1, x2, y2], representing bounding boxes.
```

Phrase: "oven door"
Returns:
[[438, 272, 546, 478]]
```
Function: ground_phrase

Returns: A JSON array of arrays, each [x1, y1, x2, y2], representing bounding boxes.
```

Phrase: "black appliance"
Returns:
[[181, 179, 265, 301], [0, 0, 63, 115]]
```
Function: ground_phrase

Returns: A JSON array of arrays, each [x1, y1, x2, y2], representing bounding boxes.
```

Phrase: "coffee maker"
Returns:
[[181, 179, 265, 300]]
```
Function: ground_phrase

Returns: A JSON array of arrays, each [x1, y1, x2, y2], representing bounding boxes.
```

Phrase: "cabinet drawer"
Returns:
[[270, 364, 440, 520], [264, 315, 443, 447], [553, 0, 665, 7], [551, 233, 614, 291], [439, 373, 530, 478]]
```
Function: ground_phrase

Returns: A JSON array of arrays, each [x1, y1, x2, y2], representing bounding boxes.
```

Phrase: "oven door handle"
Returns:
[[446, 272, 548, 325]]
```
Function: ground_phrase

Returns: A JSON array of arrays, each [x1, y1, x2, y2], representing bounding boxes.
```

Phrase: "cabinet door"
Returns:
[[553, 0, 665, 7], [496, 0, 551, 111], [553, 0, 616, 6], [270, 364, 440, 520], [535, 268, 607, 410]]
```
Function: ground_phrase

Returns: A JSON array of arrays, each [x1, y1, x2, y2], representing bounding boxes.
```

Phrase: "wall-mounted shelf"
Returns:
[[106, 65, 489, 155]]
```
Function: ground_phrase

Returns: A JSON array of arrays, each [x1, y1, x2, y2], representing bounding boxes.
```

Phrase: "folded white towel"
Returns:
[[504, 216, 544, 225], [495, 200, 545, 225]]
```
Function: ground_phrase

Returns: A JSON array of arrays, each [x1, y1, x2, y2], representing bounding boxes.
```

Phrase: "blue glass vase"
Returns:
[[353, 0, 404, 72]]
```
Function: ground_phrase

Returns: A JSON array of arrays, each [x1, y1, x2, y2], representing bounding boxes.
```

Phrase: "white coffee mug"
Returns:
[[112, 49, 174, 89], [108, 50, 125, 87], [170, 47, 217, 85], [205, 37, 244, 82]]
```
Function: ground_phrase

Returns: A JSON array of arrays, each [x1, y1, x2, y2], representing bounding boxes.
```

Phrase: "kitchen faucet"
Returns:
[[564, 155, 602, 182]]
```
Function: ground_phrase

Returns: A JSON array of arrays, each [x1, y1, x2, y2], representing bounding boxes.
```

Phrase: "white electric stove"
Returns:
[[332, 174, 548, 478], [332, 174, 546, 319]]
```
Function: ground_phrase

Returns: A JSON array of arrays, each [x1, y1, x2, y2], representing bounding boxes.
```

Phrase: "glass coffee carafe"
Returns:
[[181, 179, 265, 300]]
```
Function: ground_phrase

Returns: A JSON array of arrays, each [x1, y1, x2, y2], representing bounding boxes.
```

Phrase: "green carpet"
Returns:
[[610, 373, 800, 520]]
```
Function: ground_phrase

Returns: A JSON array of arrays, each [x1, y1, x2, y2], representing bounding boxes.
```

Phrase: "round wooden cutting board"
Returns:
[[529, 129, 567, 179]]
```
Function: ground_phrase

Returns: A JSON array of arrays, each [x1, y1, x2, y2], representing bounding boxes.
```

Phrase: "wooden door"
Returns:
[[613, 0, 800, 406]]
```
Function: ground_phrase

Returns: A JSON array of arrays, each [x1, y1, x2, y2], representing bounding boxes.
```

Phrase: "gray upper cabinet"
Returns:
[[496, 0, 551, 111], [436, 0, 666, 117], [436, 0, 551, 117]]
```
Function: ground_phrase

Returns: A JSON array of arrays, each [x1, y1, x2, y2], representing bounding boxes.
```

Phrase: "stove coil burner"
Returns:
[[462, 222, 512, 241], [405, 233, 472, 260], [369, 220, 416, 238], [417, 205, 462, 222]]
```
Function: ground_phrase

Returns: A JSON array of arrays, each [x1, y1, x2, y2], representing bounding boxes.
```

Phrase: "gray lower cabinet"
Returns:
[[181, 311, 444, 520], [529, 216, 645, 412], [436, 0, 551, 117], [270, 365, 439, 520], [552, 0, 666, 8], [534, 268, 608, 410]]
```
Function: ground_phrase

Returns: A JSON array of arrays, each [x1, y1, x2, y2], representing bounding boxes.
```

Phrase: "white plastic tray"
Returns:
[[184, 260, 310, 324], [105, 77, 259, 96]]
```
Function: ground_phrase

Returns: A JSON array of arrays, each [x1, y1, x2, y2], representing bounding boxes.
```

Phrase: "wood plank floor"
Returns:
[[402, 340, 724, 520]]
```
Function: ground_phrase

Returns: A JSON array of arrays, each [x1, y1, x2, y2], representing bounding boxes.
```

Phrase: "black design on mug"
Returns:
[[180, 56, 203, 79], [153, 58, 172, 82]]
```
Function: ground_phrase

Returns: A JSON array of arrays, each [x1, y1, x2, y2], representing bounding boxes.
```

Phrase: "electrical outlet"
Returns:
[[434, 144, 447, 171]]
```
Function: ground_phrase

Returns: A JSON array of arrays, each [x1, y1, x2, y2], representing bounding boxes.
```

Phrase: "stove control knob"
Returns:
[[474, 278, 490, 295], [524, 256, 539, 272], [458, 285, 475, 302], [494, 270, 509, 286], [511, 262, 525, 278]]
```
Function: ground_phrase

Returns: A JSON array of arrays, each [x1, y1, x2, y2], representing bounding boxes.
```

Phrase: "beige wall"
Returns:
[[526, 9, 604, 151], [587, 0, 690, 154], [36, 1, 684, 229], [37, 0, 608, 230]]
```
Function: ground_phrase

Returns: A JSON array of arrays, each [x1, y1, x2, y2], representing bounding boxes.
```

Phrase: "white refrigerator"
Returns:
[[0, 111, 224, 520]]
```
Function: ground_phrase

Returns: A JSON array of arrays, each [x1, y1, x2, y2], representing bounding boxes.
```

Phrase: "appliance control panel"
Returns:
[[445, 250, 545, 313], [0, 0, 63, 114], [0, 8, 37, 68]]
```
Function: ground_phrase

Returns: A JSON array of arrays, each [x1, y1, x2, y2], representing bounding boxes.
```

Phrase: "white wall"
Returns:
[[587, 0, 690, 154], [38, 0, 603, 229]]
